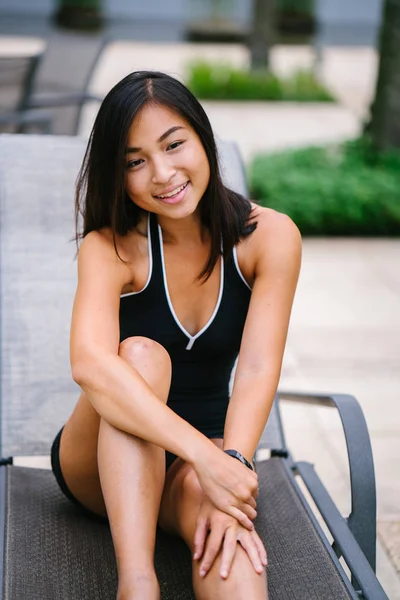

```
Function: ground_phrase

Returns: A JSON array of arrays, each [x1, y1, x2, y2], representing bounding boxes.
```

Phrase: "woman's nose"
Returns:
[[151, 156, 177, 184]]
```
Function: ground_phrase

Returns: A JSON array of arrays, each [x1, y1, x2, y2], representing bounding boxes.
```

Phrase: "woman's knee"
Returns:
[[119, 337, 172, 400], [179, 467, 204, 505], [119, 336, 170, 368]]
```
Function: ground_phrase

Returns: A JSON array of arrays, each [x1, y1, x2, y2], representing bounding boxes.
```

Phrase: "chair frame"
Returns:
[[0, 37, 104, 135], [260, 391, 387, 599], [0, 133, 389, 600]]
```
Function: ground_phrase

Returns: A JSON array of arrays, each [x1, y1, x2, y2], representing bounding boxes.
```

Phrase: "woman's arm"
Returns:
[[223, 209, 302, 461], [70, 230, 258, 525], [71, 230, 215, 463]]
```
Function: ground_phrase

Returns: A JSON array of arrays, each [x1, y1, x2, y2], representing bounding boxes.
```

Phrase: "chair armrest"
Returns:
[[27, 92, 103, 109], [278, 391, 376, 570], [0, 109, 52, 133]]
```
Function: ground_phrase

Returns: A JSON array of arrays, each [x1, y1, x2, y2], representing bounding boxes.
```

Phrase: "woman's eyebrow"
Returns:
[[125, 126, 186, 154]]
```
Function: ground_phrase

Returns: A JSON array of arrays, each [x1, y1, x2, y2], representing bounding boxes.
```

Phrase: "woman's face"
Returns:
[[124, 103, 211, 221]]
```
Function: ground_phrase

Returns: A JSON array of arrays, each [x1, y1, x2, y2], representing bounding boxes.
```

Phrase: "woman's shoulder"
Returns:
[[78, 219, 148, 264], [79, 227, 113, 250], [77, 221, 149, 294], [243, 204, 300, 252], [76, 230, 128, 286], [78, 228, 124, 267], [238, 205, 301, 281], [249, 204, 300, 240]]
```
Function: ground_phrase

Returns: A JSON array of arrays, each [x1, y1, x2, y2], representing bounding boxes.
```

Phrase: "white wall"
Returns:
[[0, 0, 383, 30], [103, 0, 187, 20], [316, 0, 383, 24], [0, 0, 53, 15], [0, 0, 250, 21], [103, 0, 250, 22]]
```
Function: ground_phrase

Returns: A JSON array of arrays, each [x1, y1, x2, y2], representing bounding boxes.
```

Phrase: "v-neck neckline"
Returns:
[[157, 223, 224, 351]]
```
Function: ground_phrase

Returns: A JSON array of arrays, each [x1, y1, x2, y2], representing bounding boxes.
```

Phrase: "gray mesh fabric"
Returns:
[[0, 133, 282, 457], [3, 459, 352, 600], [0, 134, 85, 456]]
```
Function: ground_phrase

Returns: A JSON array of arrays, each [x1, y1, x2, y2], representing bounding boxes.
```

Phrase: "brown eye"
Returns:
[[167, 141, 183, 151], [126, 159, 144, 169]]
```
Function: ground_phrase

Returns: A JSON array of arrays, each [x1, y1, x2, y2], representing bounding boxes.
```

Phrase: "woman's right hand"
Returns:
[[193, 446, 259, 530]]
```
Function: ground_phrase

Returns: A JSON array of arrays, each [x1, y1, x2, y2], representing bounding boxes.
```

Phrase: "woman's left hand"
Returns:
[[193, 497, 267, 580]]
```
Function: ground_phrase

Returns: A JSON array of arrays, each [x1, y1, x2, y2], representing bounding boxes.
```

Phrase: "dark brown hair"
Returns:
[[75, 71, 256, 280]]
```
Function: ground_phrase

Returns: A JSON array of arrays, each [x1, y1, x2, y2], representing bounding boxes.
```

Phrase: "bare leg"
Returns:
[[59, 336, 171, 600], [159, 444, 268, 600]]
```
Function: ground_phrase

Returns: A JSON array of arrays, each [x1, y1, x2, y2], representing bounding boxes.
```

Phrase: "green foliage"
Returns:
[[278, 0, 314, 15], [248, 138, 400, 235], [186, 61, 334, 102]]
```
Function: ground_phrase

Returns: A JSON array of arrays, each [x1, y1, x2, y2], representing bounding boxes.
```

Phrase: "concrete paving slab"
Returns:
[[319, 47, 378, 118], [279, 237, 400, 591], [376, 538, 400, 600], [203, 102, 359, 162], [379, 522, 400, 573], [370, 436, 400, 519], [290, 240, 400, 330], [279, 401, 351, 510]]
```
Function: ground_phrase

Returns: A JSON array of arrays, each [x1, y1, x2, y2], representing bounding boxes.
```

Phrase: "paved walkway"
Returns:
[[281, 239, 400, 598], [81, 42, 376, 159]]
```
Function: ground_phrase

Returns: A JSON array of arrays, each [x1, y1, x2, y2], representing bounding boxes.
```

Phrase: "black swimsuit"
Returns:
[[51, 212, 252, 517], [120, 212, 252, 445]]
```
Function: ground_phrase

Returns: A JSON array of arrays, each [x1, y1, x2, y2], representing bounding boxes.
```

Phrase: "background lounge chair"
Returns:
[[0, 32, 105, 135]]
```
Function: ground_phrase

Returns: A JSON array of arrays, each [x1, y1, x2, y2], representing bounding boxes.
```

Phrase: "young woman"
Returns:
[[50, 71, 301, 600]]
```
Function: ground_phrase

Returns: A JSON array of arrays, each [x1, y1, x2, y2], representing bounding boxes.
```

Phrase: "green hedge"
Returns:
[[186, 61, 334, 102], [278, 0, 314, 13], [248, 139, 400, 235]]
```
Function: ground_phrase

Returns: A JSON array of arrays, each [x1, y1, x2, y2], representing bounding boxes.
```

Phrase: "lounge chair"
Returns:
[[0, 133, 389, 599]]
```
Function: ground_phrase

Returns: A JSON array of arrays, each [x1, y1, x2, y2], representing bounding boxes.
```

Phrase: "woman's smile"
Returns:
[[154, 181, 190, 205]]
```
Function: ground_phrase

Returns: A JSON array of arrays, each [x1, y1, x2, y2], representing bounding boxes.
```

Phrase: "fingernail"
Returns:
[[200, 569, 206, 577], [193, 553, 199, 560], [220, 570, 227, 579], [262, 557, 268, 565]]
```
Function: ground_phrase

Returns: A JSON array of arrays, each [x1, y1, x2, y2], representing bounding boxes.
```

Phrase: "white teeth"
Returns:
[[157, 182, 187, 199]]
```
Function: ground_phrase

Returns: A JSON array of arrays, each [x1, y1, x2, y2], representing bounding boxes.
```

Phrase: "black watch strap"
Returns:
[[224, 449, 254, 471]]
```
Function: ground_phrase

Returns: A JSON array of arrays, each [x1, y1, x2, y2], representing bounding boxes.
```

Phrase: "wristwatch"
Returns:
[[224, 449, 254, 471]]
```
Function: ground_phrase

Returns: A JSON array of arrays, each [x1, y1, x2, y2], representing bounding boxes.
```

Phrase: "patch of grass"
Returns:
[[186, 61, 334, 102], [248, 138, 400, 235]]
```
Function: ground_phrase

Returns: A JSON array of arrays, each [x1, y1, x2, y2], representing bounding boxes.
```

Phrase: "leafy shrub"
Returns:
[[186, 61, 334, 102], [248, 138, 400, 235]]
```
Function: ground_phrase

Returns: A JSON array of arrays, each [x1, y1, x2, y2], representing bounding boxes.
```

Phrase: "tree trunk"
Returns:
[[368, 0, 400, 151], [54, 0, 104, 31], [249, 0, 276, 70]]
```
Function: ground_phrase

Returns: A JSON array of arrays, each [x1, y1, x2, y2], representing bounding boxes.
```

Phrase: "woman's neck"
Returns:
[[157, 211, 208, 247]]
